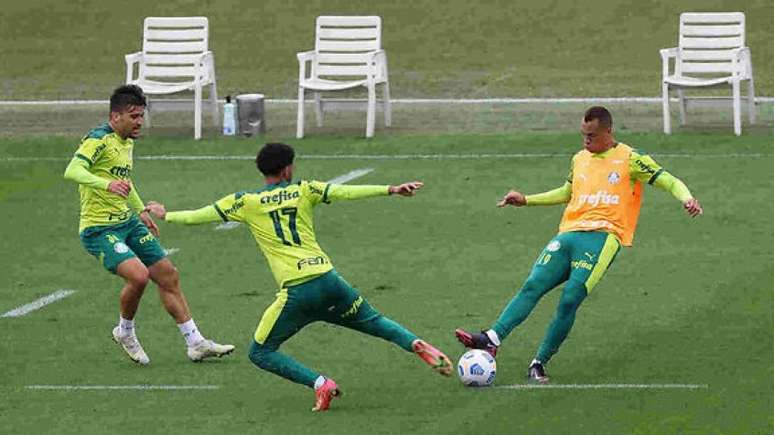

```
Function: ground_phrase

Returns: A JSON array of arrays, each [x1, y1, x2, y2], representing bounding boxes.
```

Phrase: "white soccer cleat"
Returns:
[[187, 339, 235, 362], [111, 327, 150, 365]]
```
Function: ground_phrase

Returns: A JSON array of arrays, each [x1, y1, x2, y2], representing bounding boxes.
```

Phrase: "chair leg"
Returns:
[[662, 82, 671, 134], [314, 92, 323, 127], [366, 83, 376, 138], [677, 89, 687, 126], [383, 81, 392, 128], [194, 84, 202, 140], [296, 87, 305, 139], [210, 82, 220, 126], [748, 78, 756, 125], [145, 100, 152, 129], [732, 80, 741, 136]]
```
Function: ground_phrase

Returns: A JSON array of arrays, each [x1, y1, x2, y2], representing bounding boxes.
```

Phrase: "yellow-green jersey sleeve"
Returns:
[[126, 184, 145, 213], [213, 192, 247, 222], [167, 205, 223, 224], [526, 182, 572, 205], [301, 180, 389, 205], [63, 156, 110, 190], [629, 150, 693, 202]]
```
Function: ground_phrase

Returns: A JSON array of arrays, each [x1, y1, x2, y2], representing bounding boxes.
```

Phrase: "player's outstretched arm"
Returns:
[[650, 172, 703, 218], [323, 181, 423, 202], [498, 182, 572, 208], [388, 181, 423, 197], [145, 201, 223, 225]]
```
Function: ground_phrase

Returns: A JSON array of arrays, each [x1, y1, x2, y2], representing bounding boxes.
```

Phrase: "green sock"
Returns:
[[536, 281, 587, 363], [249, 340, 320, 388]]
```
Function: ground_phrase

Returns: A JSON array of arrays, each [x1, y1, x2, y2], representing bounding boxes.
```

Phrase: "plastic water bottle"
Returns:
[[223, 95, 236, 136]]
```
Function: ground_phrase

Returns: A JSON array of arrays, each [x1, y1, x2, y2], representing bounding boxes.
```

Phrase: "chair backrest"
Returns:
[[313, 16, 382, 80], [140, 17, 209, 82], [677, 12, 745, 76]]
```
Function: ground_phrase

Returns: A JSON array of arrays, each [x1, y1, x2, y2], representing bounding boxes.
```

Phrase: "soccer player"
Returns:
[[63, 85, 234, 365], [455, 106, 703, 383], [144, 142, 453, 411]]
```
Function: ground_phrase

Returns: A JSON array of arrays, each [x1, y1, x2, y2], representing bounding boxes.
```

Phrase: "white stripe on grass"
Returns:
[[26, 385, 219, 391], [1, 153, 767, 164], [164, 247, 180, 256], [496, 383, 709, 390], [1, 289, 76, 318], [215, 168, 374, 231]]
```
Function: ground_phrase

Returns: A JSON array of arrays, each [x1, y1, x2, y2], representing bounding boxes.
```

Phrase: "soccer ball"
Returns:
[[457, 349, 496, 387]]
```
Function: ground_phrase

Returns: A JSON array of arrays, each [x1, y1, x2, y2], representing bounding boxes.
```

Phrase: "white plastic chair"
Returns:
[[661, 12, 755, 136], [125, 17, 219, 140], [296, 16, 391, 138]]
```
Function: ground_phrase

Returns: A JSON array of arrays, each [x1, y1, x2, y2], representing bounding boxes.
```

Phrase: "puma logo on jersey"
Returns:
[[577, 190, 620, 206]]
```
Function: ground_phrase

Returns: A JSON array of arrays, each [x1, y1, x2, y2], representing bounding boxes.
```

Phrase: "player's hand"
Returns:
[[683, 198, 703, 218], [139, 210, 160, 237], [108, 180, 132, 198], [389, 181, 424, 196], [144, 201, 167, 220], [497, 190, 527, 207]]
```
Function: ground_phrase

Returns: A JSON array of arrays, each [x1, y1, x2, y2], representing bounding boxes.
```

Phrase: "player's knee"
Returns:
[[557, 283, 587, 317], [155, 265, 180, 293], [248, 341, 271, 367], [126, 268, 150, 289]]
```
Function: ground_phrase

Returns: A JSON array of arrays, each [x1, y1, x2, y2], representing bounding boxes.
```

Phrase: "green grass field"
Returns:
[[1, 132, 772, 433], [2, 0, 773, 99]]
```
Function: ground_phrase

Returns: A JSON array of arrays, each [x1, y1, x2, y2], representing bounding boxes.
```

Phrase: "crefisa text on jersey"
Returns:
[[261, 189, 300, 205]]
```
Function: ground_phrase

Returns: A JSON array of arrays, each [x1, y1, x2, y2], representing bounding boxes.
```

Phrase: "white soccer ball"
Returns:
[[457, 349, 496, 387]]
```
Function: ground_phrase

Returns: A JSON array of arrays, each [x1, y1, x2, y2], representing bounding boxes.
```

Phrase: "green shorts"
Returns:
[[529, 230, 621, 293], [79, 215, 167, 274], [254, 269, 380, 347]]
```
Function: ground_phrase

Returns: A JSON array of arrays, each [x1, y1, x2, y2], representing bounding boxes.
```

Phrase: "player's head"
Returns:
[[109, 85, 146, 140], [256, 142, 295, 181], [581, 106, 614, 153]]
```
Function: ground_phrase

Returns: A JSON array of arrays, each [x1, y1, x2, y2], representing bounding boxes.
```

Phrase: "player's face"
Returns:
[[111, 105, 145, 139], [580, 119, 612, 153]]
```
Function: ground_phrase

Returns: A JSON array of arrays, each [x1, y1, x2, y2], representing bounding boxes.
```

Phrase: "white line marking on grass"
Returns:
[[497, 383, 709, 390], [214, 168, 374, 231], [3, 97, 774, 105], [215, 221, 242, 231], [164, 247, 180, 256], [0, 154, 769, 163], [26, 385, 219, 390], [1, 289, 76, 318], [327, 167, 374, 184]]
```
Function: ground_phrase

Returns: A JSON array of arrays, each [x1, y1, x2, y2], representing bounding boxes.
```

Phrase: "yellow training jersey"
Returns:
[[212, 180, 388, 289], [73, 123, 137, 232], [559, 143, 665, 246]]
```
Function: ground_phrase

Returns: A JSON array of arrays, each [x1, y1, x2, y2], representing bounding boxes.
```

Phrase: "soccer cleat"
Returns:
[[412, 339, 453, 377], [454, 328, 498, 357], [111, 327, 150, 365], [187, 339, 235, 362], [527, 361, 550, 384], [312, 379, 342, 412]]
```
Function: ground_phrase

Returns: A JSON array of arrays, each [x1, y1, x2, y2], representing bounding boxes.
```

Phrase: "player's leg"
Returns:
[[80, 224, 151, 364], [456, 234, 572, 353], [127, 219, 234, 360], [531, 232, 620, 381], [247, 287, 337, 410], [320, 270, 452, 376]]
